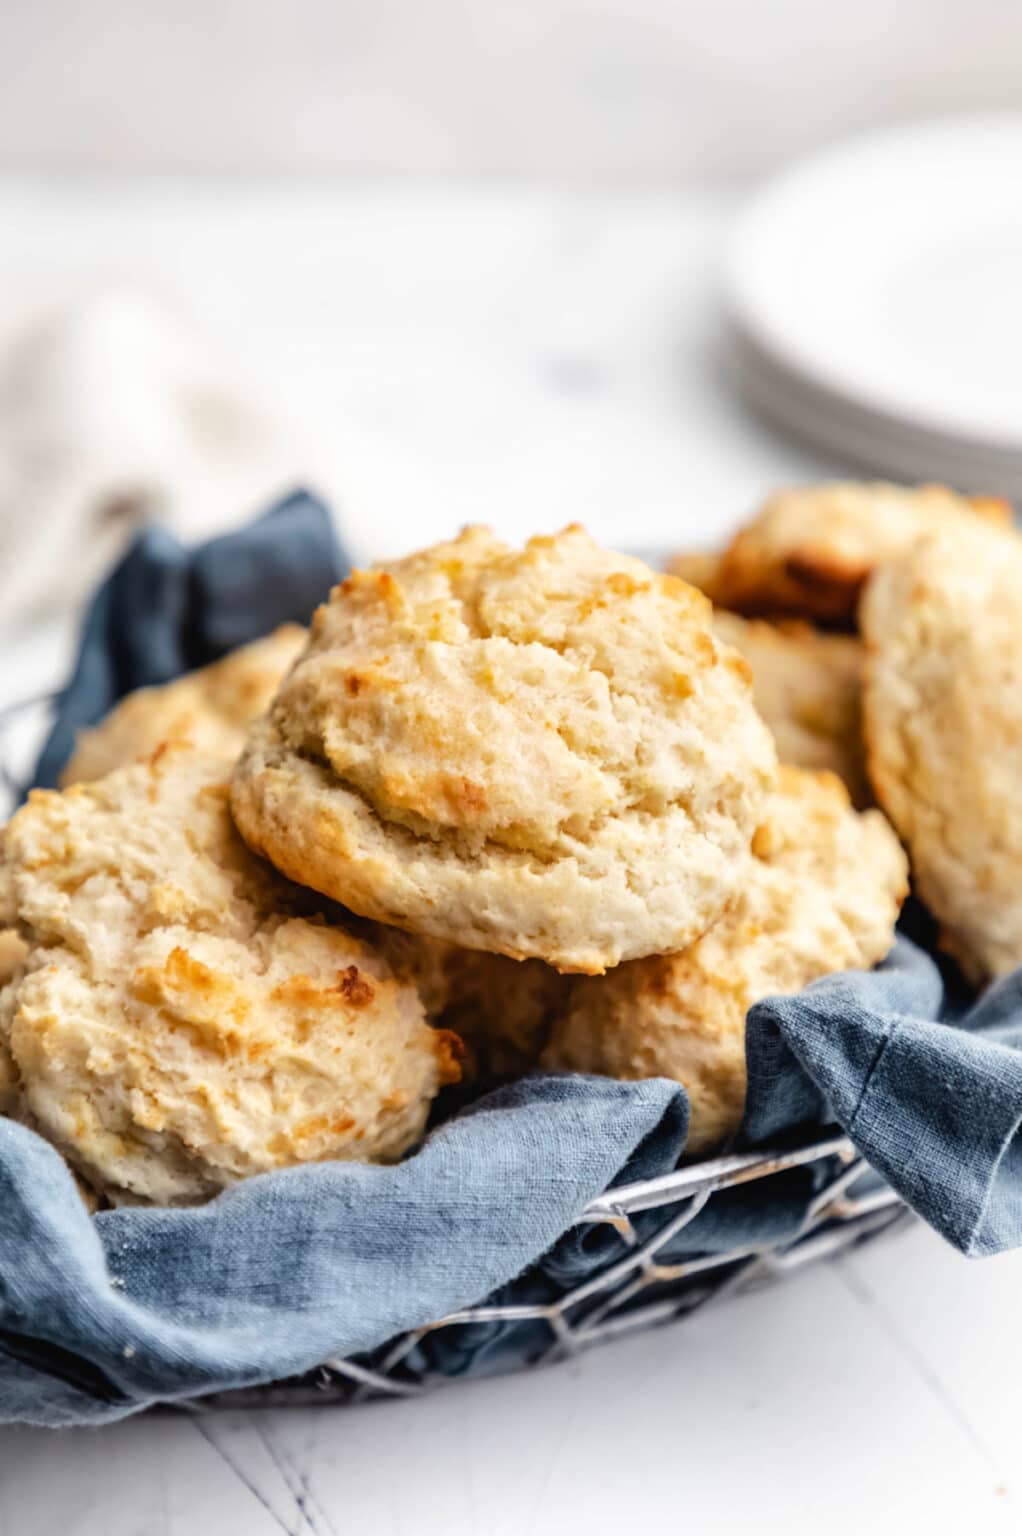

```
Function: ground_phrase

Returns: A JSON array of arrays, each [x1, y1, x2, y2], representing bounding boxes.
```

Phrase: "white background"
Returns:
[[1, 0, 1022, 178], [0, 6, 1020, 1530]]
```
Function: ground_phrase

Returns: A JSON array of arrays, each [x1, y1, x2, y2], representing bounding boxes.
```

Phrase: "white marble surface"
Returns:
[[0, 179, 1018, 1533]]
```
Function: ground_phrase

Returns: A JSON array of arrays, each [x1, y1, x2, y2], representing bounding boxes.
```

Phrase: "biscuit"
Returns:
[[0, 910, 27, 1116], [437, 950, 572, 1079], [365, 927, 459, 1021], [0, 926, 26, 986], [704, 482, 1011, 625], [368, 925, 569, 1078], [60, 624, 306, 786], [0, 748, 460, 1203], [374, 923, 570, 1076], [665, 550, 726, 601], [0, 1038, 17, 1115], [0, 923, 105, 1210], [542, 766, 907, 1152], [712, 612, 869, 807], [862, 525, 1022, 983], [231, 526, 777, 974]]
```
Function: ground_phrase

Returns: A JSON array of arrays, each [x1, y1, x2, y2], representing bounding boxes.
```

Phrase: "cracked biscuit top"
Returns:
[[231, 525, 777, 973], [0, 748, 459, 1204]]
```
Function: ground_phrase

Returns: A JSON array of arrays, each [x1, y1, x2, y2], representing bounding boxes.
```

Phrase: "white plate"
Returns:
[[728, 114, 1022, 455], [731, 328, 1022, 500]]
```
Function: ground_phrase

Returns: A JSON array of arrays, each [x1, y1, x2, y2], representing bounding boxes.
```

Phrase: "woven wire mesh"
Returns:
[[0, 694, 910, 1412]]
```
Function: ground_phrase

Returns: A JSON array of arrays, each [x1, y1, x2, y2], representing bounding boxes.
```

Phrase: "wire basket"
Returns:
[[186, 1135, 907, 1410], [0, 693, 910, 1411]]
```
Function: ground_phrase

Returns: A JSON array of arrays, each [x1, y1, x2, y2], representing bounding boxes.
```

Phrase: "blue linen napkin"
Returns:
[[1, 502, 1020, 1426], [31, 488, 348, 790], [0, 1077, 689, 1425]]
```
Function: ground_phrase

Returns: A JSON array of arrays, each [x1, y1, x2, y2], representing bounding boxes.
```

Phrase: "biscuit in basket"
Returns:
[[0, 748, 461, 1204], [0, 925, 26, 987], [542, 766, 908, 1152], [862, 526, 1022, 983], [438, 950, 571, 1079], [665, 549, 726, 601], [230, 525, 777, 974], [712, 612, 869, 807], [369, 925, 569, 1078], [0, 1040, 16, 1115], [60, 623, 306, 786], [690, 482, 1011, 625], [0, 927, 25, 1113]]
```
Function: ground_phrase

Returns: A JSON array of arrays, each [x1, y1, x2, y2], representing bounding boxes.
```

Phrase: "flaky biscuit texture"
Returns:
[[542, 766, 907, 1152], [713, 612, 868, 807], [862, 526, 1022, 983], [0, 748, 458, 1203], [61, 624, 306, 786], [231, 525, 777, 973]]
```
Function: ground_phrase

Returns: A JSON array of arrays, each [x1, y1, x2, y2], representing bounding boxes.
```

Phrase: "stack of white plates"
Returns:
[[727, 114, 1022, 499]]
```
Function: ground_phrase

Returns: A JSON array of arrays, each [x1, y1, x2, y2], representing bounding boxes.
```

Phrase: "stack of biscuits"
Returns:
[[1, 486, 1014, 1207]]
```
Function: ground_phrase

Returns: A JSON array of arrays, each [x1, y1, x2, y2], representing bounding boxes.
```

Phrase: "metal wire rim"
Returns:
[[183, 1134, 907, 1411]]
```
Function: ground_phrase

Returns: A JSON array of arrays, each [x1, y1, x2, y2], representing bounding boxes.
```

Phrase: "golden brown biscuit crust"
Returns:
[[61, 624, 306, 786], [862, 524, 1022, 983], [231, 525, 777, 973], [0, 748, 459, 1203], [542, 766, 907, 1152], [700, 482, 1011, 626], [713, 612, 869, 807]]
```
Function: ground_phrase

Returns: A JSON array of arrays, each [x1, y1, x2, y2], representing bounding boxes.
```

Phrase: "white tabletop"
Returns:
[[0, 178, 1018, 1533]]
